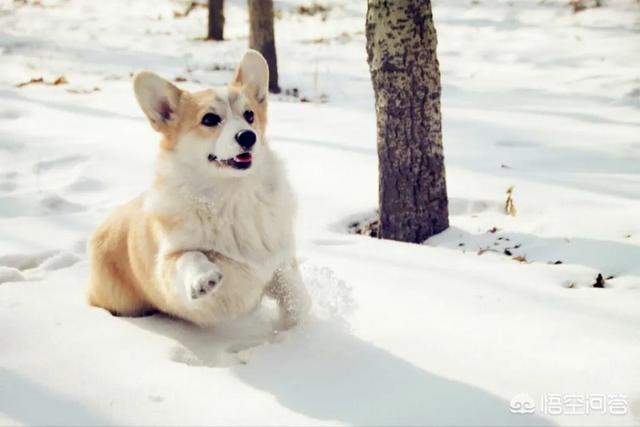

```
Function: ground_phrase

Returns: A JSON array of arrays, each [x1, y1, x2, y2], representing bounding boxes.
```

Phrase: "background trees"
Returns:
[[206, 0, 280, 93], [205, 0, 446, 238], [248, 0, 280, 93], [366, 0, 449, 243], [207, 0, 224, 41]]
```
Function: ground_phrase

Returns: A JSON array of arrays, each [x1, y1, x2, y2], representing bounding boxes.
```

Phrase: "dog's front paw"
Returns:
[[188, 269, 223, 300]]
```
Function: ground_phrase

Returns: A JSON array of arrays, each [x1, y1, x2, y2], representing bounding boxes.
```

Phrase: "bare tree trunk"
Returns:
[[208, 0, 224, 40], [366, 0, 449, 243], [248, 0, 280, 93]]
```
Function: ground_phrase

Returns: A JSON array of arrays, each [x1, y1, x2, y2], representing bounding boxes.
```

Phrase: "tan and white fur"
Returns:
[[87, 50, 310, 327]]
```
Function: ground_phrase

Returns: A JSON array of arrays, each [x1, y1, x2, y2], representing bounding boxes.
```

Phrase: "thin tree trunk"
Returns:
[[366, 0, 449, 243], [208, 0, 224, 41], [248, 0, 280, 93]]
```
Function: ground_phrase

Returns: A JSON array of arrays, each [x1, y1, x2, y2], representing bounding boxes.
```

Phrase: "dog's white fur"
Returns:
[[87, 50, 310, 327]]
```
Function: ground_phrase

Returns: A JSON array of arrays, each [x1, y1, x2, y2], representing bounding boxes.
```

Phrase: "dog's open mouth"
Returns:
[[219, 152, 252, 170]]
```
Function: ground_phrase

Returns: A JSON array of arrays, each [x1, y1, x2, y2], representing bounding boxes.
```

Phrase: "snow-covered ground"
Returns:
[[1, 0, 639, 425]]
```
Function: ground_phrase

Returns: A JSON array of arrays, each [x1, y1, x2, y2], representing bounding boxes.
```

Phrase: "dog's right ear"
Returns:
[[133, 72, 182, 133], [232, 50, 269, 104]]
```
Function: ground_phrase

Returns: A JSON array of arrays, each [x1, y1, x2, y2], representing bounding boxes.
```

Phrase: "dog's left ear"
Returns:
[[232, 50, 269, 104]]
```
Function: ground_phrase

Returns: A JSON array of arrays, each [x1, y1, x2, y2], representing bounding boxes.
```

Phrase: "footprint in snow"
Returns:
[[148, 394, 164, 403], [0, 266, 26, 284], [0, 181, 17, 192], [0, 172, 18, 179], [0, 250, 82, 284], [0, 250, 60, 271], [31, 154, 91, 193], [0, 154, 92, 213], [169, 337, 272, 368], [0, 109, 22, 120], [0, 136, 25, 152], [30, 154, 96, 201], [0, 193, 85, 217], [36, 251, 82, 272], [39, 194, 85, 214], [0, 171, 18, 193], [65, 176, 105, 192], [170, 347, 206, 367], [32, 154, 89, 174]]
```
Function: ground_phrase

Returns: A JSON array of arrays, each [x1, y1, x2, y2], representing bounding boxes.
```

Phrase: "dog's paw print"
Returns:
[[189, 269, 223, 300]]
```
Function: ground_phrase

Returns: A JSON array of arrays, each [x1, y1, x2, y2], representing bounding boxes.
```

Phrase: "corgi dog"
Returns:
[[88, 50, 310, 327]]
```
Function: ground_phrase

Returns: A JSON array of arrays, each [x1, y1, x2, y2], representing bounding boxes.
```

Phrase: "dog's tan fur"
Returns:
[[88, 51, 309, 326]]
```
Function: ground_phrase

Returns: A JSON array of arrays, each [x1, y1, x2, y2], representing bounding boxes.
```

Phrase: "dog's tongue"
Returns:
[[234, 153, 252, 163]]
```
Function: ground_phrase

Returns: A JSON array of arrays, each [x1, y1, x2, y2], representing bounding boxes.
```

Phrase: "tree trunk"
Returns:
[[248, 0, 280, 93], [208, 0, 224, 40], [366, 0, 449, 243]]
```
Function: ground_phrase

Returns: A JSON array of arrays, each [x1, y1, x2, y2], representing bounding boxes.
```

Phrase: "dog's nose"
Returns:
[[235, 130, 256, 150]]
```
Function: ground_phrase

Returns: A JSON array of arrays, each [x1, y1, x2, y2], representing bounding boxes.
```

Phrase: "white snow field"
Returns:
[[1, 0, 639, 425]]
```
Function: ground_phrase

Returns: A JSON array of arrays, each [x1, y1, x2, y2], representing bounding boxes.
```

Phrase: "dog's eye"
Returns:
[[243, 110, 254, 124], [201, 113, 221, 127]]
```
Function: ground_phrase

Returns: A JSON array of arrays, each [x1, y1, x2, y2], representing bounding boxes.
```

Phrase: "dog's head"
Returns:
[[134, 50, 269, 179]]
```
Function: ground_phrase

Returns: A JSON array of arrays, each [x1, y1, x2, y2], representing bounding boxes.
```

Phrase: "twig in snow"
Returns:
[[505, 186, 517, 216], [174, 1, 202, 18], [477, 247, 499, 256], [593, 273, 605, 288], [16, 76, 67, 88], [570, 0, 602, 13]]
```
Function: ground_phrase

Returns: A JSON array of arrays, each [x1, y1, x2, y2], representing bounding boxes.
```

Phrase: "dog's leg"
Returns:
[[161, 251, 224, 301], [266, 259, 310, 328]]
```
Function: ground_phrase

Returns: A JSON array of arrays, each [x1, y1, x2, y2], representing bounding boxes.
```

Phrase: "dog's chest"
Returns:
[[185, 187, 293, 269]]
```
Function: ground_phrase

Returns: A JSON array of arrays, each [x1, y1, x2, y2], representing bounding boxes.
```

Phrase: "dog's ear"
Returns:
[[232, 50, 269, 104], [133, 71, 183, 132]]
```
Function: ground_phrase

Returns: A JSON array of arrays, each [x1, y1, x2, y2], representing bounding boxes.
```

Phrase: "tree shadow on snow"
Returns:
[[0, 367, 113, 426], [428, 225, 640, 278], [230, 321, 553, 426], [129, 311, 553, 426]]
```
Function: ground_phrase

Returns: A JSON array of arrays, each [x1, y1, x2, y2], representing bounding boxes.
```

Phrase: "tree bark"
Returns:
[[248, 0, 280, 93], [366, 0, 449, 243], [208, 0, 224, 41]]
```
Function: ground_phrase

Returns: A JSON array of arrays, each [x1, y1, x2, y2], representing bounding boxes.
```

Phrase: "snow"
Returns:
[[1, 0, 639, 425]]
